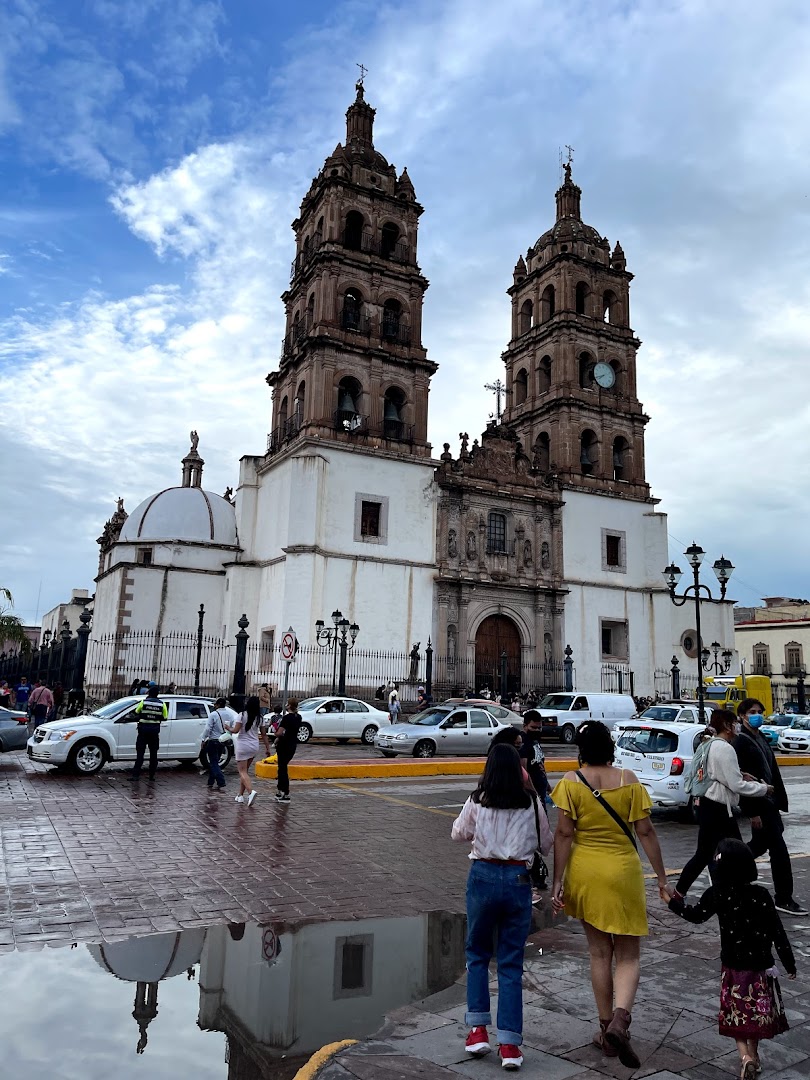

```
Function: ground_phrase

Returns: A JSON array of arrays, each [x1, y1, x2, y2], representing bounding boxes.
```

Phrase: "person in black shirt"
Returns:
[[665, 839, 796, 1080], [274, 699, 302, 803], [519, 711, 548, 804]]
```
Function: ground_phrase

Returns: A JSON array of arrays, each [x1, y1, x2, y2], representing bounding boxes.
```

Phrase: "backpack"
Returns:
[[684, 737, 719, 797]]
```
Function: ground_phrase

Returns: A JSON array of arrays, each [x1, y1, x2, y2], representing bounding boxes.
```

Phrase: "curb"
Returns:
[[292, 1039, 357, 1079], [255, 753, 810, 782]]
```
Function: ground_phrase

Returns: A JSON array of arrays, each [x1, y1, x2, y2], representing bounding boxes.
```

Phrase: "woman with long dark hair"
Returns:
[[226, 694, 270, 806], [452, 743, 552, 1071]]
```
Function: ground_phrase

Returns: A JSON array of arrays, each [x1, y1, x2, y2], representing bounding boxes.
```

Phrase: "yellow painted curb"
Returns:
[[292, 1039, 358, 1079], [777, 755, 810, 766]]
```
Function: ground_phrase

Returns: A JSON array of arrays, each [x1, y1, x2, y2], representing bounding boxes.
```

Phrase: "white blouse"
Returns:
[[451, 796, 553, 863]]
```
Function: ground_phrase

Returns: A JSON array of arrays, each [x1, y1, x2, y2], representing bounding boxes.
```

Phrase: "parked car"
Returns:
[[777, 716, 810, 754], [613, 702, 714, 740], [27, 695, 227, 776], [375, 704, 507, 757], [295, 697, 389, 744], [533, 692, 637, 744], [614, 720, 707, 820], [760, 713, 803, 748], [440, 698, 524, 730], [0, 707, 31, 753]]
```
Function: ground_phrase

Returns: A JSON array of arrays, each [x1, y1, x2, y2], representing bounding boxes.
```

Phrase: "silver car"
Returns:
[[374, 704, 507, 758]]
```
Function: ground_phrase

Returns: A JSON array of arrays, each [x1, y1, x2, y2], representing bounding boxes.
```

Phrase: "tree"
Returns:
[[0, 588, 32, 654]]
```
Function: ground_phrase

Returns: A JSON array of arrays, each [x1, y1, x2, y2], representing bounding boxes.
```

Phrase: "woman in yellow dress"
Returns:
[[551, 721, 669, 1069]]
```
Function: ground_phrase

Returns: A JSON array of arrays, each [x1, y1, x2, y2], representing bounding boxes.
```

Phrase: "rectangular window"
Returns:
[[137, 547, 153, 566], [341, 942, 366, 990], [601, 529, 626, 573], [785, 644, 803, 672], [333, 934, 373, 999], [360, 501, 381, 537], [605, 535, 621, 567], [752, 645, 770, 674], [600, 619, 629, 661], [486, 512, 507, 554]]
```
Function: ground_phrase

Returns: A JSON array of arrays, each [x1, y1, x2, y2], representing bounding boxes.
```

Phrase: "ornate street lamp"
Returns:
[[315, 610, 360, 694], [663, 544, 735, 720], [701, 641, 733, 676]]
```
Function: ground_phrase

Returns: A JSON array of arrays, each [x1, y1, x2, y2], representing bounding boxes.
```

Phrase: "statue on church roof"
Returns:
[[189, 430, 199, 453]]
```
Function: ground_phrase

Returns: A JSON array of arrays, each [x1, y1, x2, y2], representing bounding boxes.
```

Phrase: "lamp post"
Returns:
[[315, 610, 360, 695], [701, 641, 733, 676], [663, 544, 734, 721]]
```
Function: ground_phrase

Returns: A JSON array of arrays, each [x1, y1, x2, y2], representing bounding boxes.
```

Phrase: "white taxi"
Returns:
[[613, 721, 707, 819], [777, 715, 810, 754]]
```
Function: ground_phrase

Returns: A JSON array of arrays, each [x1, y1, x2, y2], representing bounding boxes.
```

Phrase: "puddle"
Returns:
[[0, 910, 467, 1079]]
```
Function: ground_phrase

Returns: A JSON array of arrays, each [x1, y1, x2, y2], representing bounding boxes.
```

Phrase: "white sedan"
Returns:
[[295, 697, 390, 744], [614, 720, 706, 819], [777, 716, 810, 754]]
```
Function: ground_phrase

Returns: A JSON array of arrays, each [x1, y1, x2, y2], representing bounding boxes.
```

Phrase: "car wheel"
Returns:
[[69, 739, 108, 776], [380, 750, 397, 758], [413, 740, 436, 758], [296, 723, 312, 744], [221, 742, 234, 767], [560, 724, 576, 745], [361, 725, 378, 746]]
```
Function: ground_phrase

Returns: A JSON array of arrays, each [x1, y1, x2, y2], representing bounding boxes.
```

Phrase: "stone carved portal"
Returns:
[[474, 614, 522, 696]]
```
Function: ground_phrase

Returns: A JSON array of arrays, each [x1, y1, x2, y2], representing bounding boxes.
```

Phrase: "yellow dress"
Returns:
[[552, 777, 652, 937]]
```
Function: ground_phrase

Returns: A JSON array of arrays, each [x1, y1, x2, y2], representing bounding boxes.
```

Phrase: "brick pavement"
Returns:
[[0, 754, 471, 949]]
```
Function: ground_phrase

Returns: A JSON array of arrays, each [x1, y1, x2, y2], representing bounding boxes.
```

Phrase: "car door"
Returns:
[[111, 702, 143, 759], [313, 699, 345, 737], [469, 709, 497, 752], [436, 710, 470, 755], [344, 699, 371, 737], [166, 700, 209, 758]]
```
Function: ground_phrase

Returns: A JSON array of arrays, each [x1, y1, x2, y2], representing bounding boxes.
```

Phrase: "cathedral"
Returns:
[[89, 81, 733, 697]]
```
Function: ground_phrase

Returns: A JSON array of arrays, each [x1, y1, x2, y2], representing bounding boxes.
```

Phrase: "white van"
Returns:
[[535, 691, 637, 745]]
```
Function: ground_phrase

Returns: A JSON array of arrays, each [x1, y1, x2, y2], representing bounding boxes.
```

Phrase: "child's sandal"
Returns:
[[741, 1057, 756, 1080]]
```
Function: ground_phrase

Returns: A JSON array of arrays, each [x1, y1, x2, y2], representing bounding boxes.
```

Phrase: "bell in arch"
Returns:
[[580, 446, 591, 466], [384, 397, 401, 421], [338, 388, 357, 413]]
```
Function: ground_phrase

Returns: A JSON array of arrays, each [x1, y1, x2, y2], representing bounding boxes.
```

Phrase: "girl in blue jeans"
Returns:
[[452, 744, 553, 1070]]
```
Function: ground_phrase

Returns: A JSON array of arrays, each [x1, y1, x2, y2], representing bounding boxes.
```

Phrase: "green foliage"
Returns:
[[0, 588, 32, 654]]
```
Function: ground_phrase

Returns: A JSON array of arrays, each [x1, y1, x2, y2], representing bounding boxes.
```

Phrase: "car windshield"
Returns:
[[92, 697, 139, 719], [765, 715, 793, 727], [617, 727, 679, 755], [410, 708, 451, 726], [538, 694, 573, 710], [640, 707, 679, 722], [788, 717, 810, 730], [297, 700, 321, 712]]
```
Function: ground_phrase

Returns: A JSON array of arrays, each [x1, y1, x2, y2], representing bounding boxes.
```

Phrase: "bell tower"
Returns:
[[501, 165, 650, 501], [265, 80, 437, 459]]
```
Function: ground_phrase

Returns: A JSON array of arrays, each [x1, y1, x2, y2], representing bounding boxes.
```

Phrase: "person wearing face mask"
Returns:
[[734, 698, 807, 916], [673, 710, 771, 903]]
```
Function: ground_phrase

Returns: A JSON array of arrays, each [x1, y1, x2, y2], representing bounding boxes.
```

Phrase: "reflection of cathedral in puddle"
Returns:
[[88, 913, 465, 1076]]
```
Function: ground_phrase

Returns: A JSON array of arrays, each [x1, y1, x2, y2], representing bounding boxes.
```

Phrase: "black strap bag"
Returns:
[[575, 770, 639, 852]]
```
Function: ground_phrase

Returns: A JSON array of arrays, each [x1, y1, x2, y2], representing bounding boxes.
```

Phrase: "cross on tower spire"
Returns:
[[356, 62, 368, 85], [484, 378, 509, 422]]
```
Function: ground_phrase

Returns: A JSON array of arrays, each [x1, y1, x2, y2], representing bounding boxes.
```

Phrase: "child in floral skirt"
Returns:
[[664, 838, 796, 1080]]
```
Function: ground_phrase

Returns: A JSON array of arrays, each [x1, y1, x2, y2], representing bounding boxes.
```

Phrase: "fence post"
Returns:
[[194, 603, 205, 694], [58, 621, 72, 691], [671, 656, 680, 700], [563, 645, 574, 692], [73, 611, 92, 691], [425, 638, 433, 698], [232, 615, 249, 698]]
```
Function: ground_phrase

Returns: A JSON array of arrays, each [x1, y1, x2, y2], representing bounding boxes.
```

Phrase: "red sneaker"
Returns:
[[499, 1043, 523, 1070], [465, 1026, 491, 1056]]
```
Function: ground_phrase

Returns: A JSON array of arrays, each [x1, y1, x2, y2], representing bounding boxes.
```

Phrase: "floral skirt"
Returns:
[[718, 966, 789, 1039]]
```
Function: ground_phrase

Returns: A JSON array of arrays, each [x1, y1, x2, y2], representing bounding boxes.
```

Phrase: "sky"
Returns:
[[1, 0, 809, 626]]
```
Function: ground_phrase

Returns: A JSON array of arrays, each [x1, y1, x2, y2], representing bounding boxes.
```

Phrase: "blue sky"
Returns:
[[1, 0, 809, 625]]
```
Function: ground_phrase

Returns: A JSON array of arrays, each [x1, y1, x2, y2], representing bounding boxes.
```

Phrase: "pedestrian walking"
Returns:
[[734, 698, 807, 915], [28, 679, 54, 730], [14, 676, 31, 710], [0, 681, 11, 708], [51, 681, 64, 721], [388, 689, 401, 725], [551, 721, 668, 1068], [227, 695, 270, 806], [674, 710, 770, 901], [258, 683, 271, 716], [452, 743, 552, 1071], [128, 683, 168, 781], [200, 697, 229, 791], [664, 839, 796, 1080], [274, 699, 302, 803], [520, 711, 548, 803]]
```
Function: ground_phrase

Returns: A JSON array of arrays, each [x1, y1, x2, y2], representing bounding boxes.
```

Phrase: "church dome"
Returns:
[[533, 164, 608, 253], [120, 486, 237, 546], [88, 929, 206, 982]]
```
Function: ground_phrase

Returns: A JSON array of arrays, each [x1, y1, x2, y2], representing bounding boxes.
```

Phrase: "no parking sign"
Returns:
[[280, 628, 298, 662]]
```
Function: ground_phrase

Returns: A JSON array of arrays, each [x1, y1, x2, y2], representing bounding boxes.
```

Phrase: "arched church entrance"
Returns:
[[474, 614, 522, 697]]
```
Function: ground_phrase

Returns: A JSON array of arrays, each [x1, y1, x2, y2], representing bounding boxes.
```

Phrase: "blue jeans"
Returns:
[[204, 739, 226, 788], [465, 860, 533, 1045]]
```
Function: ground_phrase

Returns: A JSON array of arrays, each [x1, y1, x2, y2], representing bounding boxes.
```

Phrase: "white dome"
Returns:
[[120, 486, 237, 547], [88, 929, 206, 982]]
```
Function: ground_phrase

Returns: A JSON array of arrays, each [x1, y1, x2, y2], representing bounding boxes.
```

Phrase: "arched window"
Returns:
[[382, 298, 402, 342], [316, 215, 324, 243], [307, 292, 315, 329], [294, 380, 306, 427], [383, 386, 407, 439], [540, 284, 555, 323], [578, 352, 595, 390], [381, 221, 400, 259], [342, 288, 363, 331], [514, 368, 528, 406], [534, 432, 550, 472], [603, 290, 618, 324], [343, 210, 364, 251], [575, 281, 590, 316], [292, 310, 303, 343], [537, 355, 552, 393], [519, 299, 533, 335], [302, 235, 311, 261], [279, 395, 289, 432], [580, 430, 598, 475], [612, 436, 629, 481], [336, 376, 362, 430], [486, 512, 507, 554]]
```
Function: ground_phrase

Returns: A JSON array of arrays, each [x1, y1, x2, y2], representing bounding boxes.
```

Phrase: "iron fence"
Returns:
[[84, 631, 238, 700], [601, 663, 634, 696]]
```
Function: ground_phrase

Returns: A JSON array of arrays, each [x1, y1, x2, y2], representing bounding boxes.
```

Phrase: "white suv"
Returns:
[[27, 695, 229, 776], [614, 721, 707, 820]]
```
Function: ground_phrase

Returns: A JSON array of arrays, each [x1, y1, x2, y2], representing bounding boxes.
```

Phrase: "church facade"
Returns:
[[89, 83, 734, 697]]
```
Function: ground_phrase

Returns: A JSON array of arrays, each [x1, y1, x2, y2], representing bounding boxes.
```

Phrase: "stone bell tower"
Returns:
[[265, 79, 437, 459], [501, 164, 650, 501]]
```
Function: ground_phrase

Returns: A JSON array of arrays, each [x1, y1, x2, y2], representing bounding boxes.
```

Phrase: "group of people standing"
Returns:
[[1, 676, 65, 726], [452, 699, 800, 1074]]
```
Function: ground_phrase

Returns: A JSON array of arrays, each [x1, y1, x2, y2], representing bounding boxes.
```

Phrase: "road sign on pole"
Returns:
[[280, 628, 298, 662]]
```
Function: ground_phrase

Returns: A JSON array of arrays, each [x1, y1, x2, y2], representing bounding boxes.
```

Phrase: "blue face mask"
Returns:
[[747, 714, 764, 728]]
